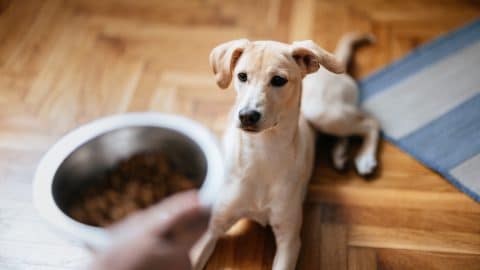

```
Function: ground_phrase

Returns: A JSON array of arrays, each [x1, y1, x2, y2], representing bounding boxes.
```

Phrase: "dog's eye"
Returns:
[[238, 72, 248, 82], [270, 76, 288, 87]]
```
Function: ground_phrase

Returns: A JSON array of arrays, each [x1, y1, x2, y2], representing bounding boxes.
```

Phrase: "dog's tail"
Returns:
[[334, 33, 375, 68]]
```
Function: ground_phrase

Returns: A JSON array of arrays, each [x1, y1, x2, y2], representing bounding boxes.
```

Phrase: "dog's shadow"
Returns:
[[205, 219, 276, 269]]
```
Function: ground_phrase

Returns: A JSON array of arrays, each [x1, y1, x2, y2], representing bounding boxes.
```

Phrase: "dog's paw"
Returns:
[[355, 154, 377, 175]]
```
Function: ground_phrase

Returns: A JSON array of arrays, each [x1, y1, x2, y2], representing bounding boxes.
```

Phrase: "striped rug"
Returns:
[[360, 19, 480, 202]]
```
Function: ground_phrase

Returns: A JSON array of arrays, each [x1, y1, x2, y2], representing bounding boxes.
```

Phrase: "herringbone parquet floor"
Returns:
[[1, 0, 479, 269]]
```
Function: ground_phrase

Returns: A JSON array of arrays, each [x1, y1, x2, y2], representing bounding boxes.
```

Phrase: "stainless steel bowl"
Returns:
[[33, 113, 224, 250]]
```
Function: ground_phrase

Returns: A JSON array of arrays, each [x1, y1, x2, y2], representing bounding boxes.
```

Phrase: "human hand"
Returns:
[[89, 191, 209, 270]]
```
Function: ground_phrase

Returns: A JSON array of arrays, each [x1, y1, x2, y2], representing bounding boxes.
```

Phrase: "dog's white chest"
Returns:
[[220, 120, 315, 224]]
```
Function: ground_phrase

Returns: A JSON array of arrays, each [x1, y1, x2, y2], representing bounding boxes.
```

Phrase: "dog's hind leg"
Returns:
[[347, 112, 380, 175], [332, 137, 349, 170], [313, 107, 380, 175]]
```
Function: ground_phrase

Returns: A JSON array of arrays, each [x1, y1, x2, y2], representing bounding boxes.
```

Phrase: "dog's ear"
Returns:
[[209, 39, 250, 89], [291, 40, 345, 76]]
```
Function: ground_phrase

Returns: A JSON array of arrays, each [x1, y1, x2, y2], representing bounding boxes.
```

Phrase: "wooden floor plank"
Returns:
[[297, 203, 323, 269], [321, 203, 480, 233], [308, 185, 480, 213], [321, 224, 348, 270], [348, 247, 377, 270], [376, 249, 480, 270], [348, 225, 480, 255]]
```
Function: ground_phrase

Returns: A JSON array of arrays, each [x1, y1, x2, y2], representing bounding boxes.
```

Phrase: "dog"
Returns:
[[191, 33, 380, 270]]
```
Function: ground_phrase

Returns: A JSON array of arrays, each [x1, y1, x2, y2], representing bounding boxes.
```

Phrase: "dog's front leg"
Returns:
[[190, 230, 220, 270], [271, 209, 302, 270], [190, 209, 239, 270]]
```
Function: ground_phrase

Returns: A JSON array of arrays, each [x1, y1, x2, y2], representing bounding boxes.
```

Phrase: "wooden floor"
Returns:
[[1, 0, 479, 269]]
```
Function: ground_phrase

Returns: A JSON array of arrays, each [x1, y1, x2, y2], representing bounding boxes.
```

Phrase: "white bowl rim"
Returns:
[[32, 112, 224, 250]]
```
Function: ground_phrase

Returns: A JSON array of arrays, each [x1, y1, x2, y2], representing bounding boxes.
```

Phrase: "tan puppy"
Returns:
[[191, 34, 379, 270]]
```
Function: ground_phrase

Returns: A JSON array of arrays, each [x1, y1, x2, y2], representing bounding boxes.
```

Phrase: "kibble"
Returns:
[[67, 152, 198, 227]]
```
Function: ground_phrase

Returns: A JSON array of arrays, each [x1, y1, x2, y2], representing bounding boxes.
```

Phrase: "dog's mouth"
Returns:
[[239, 122, 278, 133], [240, 125, 260, 133]]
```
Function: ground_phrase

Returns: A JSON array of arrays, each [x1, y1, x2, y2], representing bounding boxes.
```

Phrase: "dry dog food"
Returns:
[[68, 152, 198, 227]]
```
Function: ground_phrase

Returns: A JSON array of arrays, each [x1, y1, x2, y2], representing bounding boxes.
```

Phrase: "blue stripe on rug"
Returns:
[[360, 19, 480, 202], [399, 93, 480, 170]]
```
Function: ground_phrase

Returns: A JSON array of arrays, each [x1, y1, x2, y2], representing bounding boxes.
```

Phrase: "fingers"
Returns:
[[148, 190, 210, 247], [147, 190, 205, 224], [159, 206, 210, 248], [109, 191, 210, 247]]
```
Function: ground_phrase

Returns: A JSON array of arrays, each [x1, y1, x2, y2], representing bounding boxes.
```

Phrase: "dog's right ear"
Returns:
[[209, 39, 250, 89]]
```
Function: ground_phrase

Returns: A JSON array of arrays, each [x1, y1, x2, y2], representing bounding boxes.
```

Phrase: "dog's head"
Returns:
[[210, 39, 344, 133]]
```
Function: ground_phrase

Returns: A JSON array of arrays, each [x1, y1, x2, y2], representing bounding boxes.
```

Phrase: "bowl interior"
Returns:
[[52, 126, 207, 221]]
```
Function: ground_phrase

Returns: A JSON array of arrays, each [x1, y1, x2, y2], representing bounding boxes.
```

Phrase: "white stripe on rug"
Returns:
[[450, 154, 480, 195]]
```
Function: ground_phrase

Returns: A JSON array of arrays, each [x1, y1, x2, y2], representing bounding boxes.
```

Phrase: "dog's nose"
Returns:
[[239, 109, 261, 126]]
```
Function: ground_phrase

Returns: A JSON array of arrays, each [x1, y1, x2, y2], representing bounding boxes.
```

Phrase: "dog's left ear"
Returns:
[[209, 39, 250, 89], [291, 40, 345, 76]]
